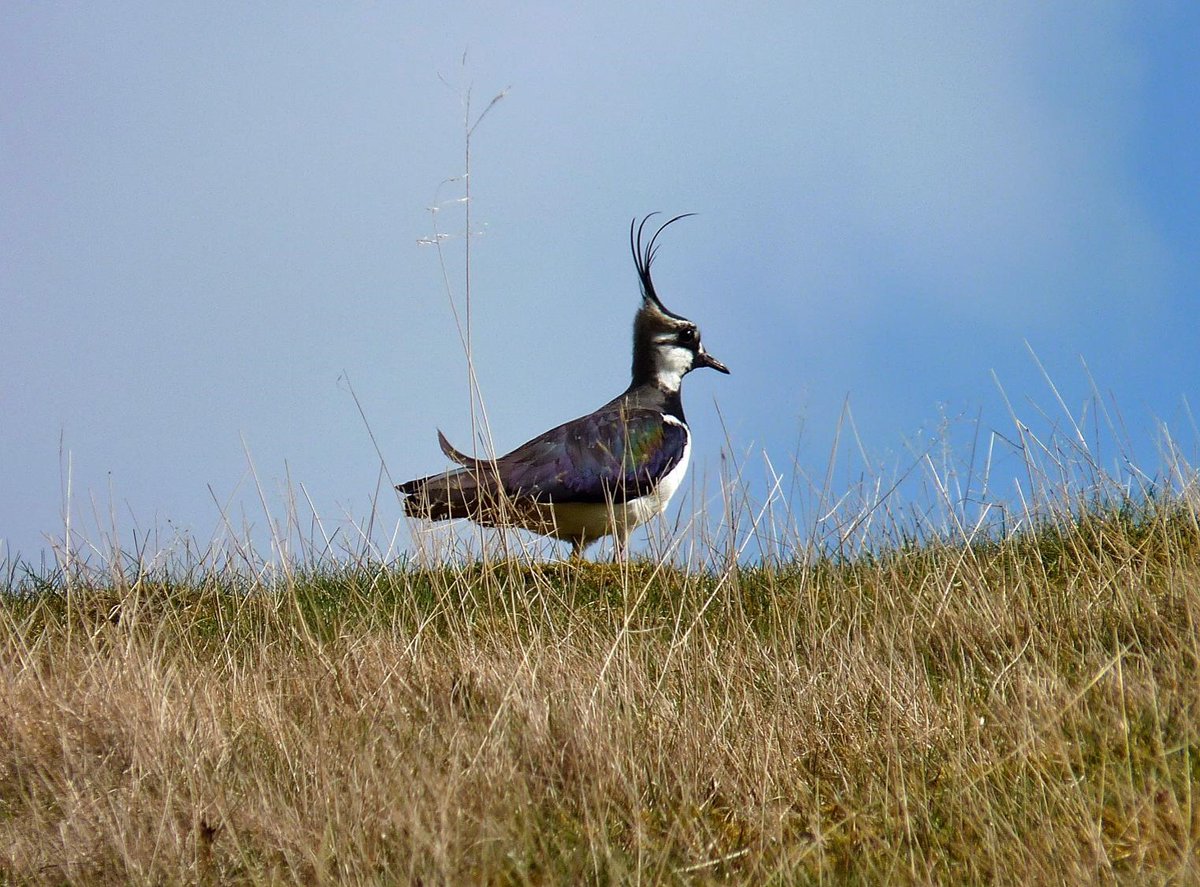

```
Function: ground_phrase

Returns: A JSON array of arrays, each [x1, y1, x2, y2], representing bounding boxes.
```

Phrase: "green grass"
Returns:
[[3, 498, 1199, 884]]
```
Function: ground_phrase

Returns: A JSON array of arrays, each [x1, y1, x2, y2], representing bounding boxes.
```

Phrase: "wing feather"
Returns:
[[497, 408, 687, 504]]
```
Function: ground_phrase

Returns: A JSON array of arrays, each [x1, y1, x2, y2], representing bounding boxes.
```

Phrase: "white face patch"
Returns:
[[651, 343, 695, 391]]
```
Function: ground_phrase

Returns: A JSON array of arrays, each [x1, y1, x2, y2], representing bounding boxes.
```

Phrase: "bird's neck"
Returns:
[[622, 373, 686, 421]]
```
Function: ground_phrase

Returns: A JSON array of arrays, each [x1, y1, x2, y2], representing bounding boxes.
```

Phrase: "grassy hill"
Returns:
[[3, 497, 1199, 884]]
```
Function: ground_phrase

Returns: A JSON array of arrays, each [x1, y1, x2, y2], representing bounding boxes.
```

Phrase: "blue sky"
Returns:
[[3, 3, 1198, 563]]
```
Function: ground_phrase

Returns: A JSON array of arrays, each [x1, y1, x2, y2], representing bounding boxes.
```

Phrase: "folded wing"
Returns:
[[397, 408, 688, 522]]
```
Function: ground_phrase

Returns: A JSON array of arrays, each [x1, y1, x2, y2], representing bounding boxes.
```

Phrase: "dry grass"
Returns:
[[3, 491, 1200, 884]]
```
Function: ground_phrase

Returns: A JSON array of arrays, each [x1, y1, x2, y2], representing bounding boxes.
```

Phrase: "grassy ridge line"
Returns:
[[2, 505, 1199, 883]]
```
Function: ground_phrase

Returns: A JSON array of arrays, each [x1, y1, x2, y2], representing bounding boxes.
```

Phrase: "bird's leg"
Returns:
[[612, 529, 630, 564]]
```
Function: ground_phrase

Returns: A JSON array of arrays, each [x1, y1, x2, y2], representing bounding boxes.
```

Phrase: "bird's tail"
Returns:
[[398, 429, 517, 521], [396, 467, 484, 521]]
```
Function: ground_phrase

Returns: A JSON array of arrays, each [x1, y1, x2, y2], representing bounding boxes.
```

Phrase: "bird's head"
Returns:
[[630, 214, 729, 392]]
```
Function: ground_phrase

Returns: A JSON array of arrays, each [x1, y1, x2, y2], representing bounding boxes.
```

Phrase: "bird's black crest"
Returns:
[[630, 213, 695, 320]]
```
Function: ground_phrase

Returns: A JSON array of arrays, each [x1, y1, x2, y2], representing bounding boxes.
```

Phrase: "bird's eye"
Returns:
[[678, 327, 697, 345]]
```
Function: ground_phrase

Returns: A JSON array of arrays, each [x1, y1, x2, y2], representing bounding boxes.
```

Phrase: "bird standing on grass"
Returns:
[[397, 214, 729, 558]]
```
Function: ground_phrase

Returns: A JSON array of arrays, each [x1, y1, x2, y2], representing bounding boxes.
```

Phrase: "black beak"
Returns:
[[696, 346, 730, 374]]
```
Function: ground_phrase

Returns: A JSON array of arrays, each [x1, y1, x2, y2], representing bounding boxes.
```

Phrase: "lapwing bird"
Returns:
[[397, 214, 729, 558]]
